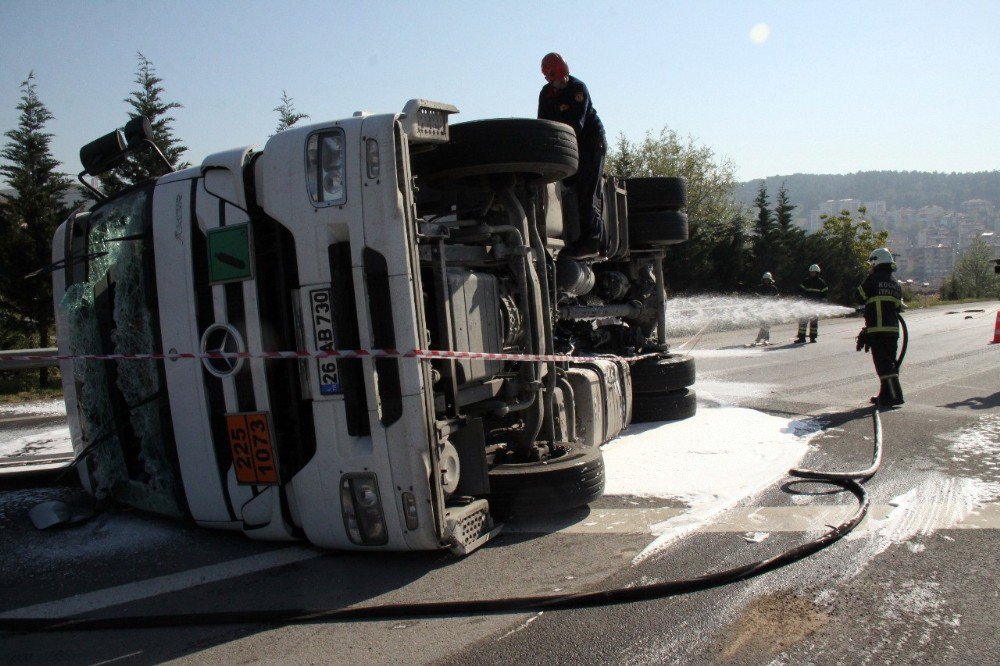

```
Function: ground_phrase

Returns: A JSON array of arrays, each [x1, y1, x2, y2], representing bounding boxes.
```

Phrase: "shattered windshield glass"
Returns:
[[58, 187, 185, 517]]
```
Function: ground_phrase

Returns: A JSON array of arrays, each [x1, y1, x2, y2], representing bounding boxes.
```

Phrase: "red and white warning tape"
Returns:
[[4, 349, 661, 364]]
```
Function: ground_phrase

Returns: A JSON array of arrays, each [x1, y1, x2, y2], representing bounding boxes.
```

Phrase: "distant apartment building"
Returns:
[[917, 223, 949, 246], [960, 198, 995, 219], [803, 199, 887, 233], [956, 216, 989, 250], [914, 245, 956, 285], [959, 199, 999, 232], [793, 195, 996, 289]]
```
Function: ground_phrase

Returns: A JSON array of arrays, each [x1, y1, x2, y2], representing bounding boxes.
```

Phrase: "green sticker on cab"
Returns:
[[207, 224, 253, 284]]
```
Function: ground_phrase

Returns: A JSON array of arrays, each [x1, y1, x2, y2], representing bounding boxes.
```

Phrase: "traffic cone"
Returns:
[[992, 311, 1000, 344]]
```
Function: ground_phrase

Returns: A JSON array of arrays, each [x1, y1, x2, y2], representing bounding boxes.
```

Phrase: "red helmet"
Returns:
[[541, 52, 569, 82]]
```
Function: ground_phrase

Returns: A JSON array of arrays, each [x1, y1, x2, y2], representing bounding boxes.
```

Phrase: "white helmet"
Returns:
[[762, 272, 773, 281], [808, 264, 821, 273], [868, 247, 894, 268]]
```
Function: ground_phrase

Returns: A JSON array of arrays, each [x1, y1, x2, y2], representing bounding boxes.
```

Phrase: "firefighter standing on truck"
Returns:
[[857, 248, 905, 407], [796, 264, 828, 343], [538, 52, 607, 259]]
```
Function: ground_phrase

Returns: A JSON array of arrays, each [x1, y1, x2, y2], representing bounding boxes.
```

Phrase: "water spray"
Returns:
[[663, 295, 854, 337]]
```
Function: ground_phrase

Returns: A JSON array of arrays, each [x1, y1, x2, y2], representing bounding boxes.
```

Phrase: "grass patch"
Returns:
[[0, 367, 64, 402], [0, 386, 64, 404]]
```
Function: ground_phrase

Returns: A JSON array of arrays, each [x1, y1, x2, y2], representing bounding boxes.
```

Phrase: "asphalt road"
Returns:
[[1, 300, 997, 665]]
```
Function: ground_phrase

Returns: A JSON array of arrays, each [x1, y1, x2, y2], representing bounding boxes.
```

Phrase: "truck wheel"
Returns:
[[632, 388, 697, 423], [625, 177, 687, 211], [413, 119, 578, 190], [488, 444, 604, 518], [631, 354, 696, 393], [628, 210, 688, 247]]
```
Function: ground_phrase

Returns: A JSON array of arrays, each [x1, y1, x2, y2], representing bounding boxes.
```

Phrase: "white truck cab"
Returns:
[[52, 100, 694, 554]]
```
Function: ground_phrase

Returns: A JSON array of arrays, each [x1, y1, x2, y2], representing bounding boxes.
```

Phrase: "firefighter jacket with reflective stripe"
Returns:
[[857, 267, 903, 334], [799, 274, 828, 300]]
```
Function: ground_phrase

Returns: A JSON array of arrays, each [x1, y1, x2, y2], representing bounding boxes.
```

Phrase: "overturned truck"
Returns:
[[51, 101, 695, 554]]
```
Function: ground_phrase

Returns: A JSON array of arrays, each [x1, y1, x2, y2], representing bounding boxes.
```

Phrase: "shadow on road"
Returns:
[[941, 391, 1000, 411]]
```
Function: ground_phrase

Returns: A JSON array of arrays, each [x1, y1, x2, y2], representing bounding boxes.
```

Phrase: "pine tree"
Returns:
[[751, 182, 778, 281], [100, 52, 187, 193], [0, 73, 72, 387], [752, 182, 774, 239], [774, 184, 797, 234], [273, 90, 309, 134], [771, 183, 804, 292]]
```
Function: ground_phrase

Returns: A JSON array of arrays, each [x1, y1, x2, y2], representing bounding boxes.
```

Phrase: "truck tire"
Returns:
[[631, 354, 696, 393], [625, 177, 687, 211], [487, 444, 604, 518], [628, 210, 688, 247], [414, 119, 579, 190], [632, 388, 697, 423]]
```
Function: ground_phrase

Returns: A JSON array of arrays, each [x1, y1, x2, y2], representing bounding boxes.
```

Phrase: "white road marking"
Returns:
[[3, 503, 996, 621], [0, 546, 321, 619]]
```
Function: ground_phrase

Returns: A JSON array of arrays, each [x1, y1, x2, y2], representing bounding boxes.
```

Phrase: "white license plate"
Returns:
[[309, 288, 341, 395]]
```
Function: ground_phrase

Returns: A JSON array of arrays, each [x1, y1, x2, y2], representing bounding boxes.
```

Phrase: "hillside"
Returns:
[[736, 171, 1000, 213]]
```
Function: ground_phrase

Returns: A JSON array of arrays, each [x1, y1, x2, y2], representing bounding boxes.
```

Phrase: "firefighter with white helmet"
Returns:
[[856, 247, 905, 407], [796, 263, 828, 343], [752, 271, 778, 346]]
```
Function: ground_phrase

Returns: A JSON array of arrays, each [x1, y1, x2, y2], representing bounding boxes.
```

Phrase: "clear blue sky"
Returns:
[[2, 0, 998, 185]]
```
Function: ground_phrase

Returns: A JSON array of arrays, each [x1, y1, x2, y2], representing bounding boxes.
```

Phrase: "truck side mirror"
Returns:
[[123, 115, 154, 149], [79, 129, 128, 176]]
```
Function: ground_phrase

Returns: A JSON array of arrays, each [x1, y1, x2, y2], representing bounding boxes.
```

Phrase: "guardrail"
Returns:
[[0, 348, 58, 371]]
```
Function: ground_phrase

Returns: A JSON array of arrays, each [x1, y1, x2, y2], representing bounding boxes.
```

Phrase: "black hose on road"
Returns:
[[1, 446, 878, 632], [1, 319, 896, 632], [0, 479, 867, 632]]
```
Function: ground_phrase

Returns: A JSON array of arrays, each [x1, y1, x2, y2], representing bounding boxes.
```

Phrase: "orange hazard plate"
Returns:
[[226, 412, 279, 485]]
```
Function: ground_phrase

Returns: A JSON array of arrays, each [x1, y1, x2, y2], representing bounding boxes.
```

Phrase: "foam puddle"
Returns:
[[602, 405, 821, 564]]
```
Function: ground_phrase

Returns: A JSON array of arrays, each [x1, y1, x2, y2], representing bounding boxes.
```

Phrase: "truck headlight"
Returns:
[[306, 130, 347, 207], [340, 474, 388, 545]]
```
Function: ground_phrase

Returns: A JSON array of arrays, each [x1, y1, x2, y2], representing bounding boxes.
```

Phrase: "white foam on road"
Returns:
[[941, 413, 1000, 468], [601, 405, 820, 564], [0, 399, 66, 418], [0, 427, 72, 458]]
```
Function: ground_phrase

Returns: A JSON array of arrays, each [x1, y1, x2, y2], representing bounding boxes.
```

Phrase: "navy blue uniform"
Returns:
[[538, 75, 607, 254], [857, 266, 904, 406], [796, 274, 828, 341]]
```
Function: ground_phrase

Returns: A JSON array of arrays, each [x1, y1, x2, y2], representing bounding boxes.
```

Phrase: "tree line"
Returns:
[[738, 171, 1000, 214], [0, 53, 309, 389], [607, 129, 890, 304]]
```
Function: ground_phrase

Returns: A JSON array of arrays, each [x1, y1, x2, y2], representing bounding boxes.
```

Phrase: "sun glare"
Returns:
[[750, 22, 771, 44]]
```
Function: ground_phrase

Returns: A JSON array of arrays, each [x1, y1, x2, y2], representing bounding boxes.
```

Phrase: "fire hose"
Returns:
[[0, 324, 905, 632]]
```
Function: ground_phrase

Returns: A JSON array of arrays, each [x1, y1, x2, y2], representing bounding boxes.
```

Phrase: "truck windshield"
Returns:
[[84, 185, 152, 278], [57, 181, 185, 518]]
